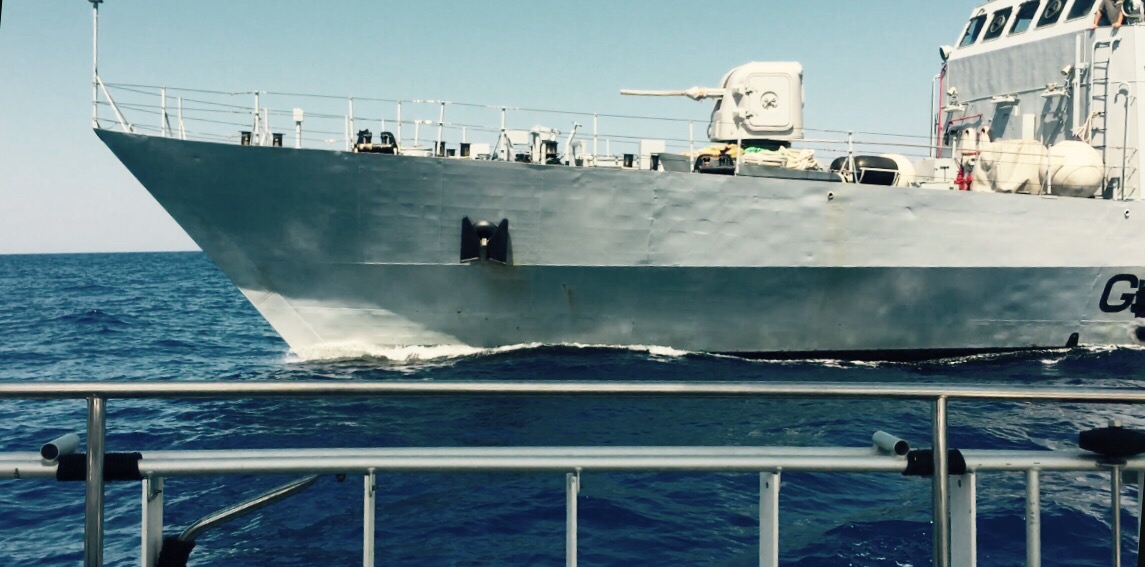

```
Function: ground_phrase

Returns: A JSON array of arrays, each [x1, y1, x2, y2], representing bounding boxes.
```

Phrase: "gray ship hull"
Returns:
[[97, 130, 1145, 357]]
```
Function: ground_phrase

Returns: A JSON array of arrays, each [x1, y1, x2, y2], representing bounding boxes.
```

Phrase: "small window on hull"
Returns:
[[984, 8, 1014, 40], [1068, 0, 1098, 20], [1011, 1, 1041, 33], [960, 14, 988, 47], [1037, 0, 1066, 27]]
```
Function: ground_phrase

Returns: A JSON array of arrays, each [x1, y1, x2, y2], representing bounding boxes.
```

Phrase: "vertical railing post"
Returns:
[[396, 101, 403, 150], [688, 120, 695, 170], [253, 92, 261, 146], [1111, 462, 1123, 567], [348, 97, 355, 152], [933, 396, 950, 567], [592, 113, 598, 161], [500, 107, 508, 161], [436, 101, 446, 156], [566, 471, 579, 567], [1026, 469, 1041, 567], [91, 0, 101, 128], [160, 87, 168, 138], [364, 469, 376, 567], [85, 396, 107, 567], [1137, 472, 1144, 565], [950, 472, 976, 567], [177, 97, 185, 141], [141, 476, 164, 567], [759, 471, 780, 567]]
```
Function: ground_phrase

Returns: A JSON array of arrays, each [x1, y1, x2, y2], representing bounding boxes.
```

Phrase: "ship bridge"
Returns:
[[942, 0, 1145, 199]]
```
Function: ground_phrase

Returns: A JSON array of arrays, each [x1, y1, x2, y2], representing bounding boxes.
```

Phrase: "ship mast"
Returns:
[[91, 0, 102, 129]]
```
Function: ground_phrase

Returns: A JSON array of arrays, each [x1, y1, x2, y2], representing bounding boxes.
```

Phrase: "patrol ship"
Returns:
[[93, 0, 1145, 359]]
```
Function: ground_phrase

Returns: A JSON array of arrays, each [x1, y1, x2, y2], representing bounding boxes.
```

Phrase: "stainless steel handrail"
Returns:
[[3, 380, 1142, 567], [0, 380, 1143, 401]]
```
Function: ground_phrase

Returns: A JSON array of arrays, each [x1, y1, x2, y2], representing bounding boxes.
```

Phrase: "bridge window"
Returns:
[[1011, 1, 1041, 33], [1037, 0, 1066, 27], [959, 14, 988, 47], [983, 8, 1013, 40], [1068, 0, 1098, 20]]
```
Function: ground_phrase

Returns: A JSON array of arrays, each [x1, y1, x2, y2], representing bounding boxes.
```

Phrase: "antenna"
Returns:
[[90, 0, 103, 129]]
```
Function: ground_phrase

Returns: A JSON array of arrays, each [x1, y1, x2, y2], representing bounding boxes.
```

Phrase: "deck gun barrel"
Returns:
[[619, 87, 727, 101]]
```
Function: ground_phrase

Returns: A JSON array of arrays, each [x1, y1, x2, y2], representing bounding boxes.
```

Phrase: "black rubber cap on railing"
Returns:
[[902, 449, 967, 476], [1079, 425, 1145, 459], [55, 452, 144, 482], [156, 537, 196, 567]]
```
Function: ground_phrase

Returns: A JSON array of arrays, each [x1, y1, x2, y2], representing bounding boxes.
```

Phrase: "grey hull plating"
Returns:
[[97, 130, 1145, 356]]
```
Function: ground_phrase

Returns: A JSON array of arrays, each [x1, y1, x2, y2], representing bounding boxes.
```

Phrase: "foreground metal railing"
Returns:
[[1, 381, 1144, 567]]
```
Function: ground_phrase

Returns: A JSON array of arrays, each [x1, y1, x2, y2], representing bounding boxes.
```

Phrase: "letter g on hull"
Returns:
[[1099, 274, 1145, 317]]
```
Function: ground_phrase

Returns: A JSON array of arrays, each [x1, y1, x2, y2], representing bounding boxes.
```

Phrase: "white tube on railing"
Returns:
[[40, 433, 80, 461], [871, 431, 909, 456]]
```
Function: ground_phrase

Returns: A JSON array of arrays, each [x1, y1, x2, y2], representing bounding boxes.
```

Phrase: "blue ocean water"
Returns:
[[0, 251, 1141, 566]]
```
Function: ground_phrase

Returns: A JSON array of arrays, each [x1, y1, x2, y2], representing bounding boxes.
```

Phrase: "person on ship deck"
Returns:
[[1094, 0, 1125, 28]]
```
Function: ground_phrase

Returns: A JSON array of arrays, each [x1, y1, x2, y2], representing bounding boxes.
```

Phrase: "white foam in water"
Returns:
[[641, 345, 691, 358], [563, 343, 695, 358], [285, 341, 1145, 368], [288, 341, 542, 365], [288, 341, 696, 366]]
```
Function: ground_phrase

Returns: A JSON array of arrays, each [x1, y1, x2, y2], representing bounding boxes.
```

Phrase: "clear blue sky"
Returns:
[[0, 1, 976, 254]]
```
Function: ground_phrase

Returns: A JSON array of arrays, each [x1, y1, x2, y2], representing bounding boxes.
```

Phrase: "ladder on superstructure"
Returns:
[[1088, 37, 1113, 192]]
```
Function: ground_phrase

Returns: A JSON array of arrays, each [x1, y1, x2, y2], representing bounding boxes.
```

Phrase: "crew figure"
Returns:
[[1094, 0, 1125, 28]]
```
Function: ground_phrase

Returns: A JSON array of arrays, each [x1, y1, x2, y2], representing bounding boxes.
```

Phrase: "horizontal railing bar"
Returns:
[[964, 449, 1137, 471], [142, 446, 888, 459], [2, 449, 1137, 479], [0, 381, 1143, 402], [150, 455, 901, 475]]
